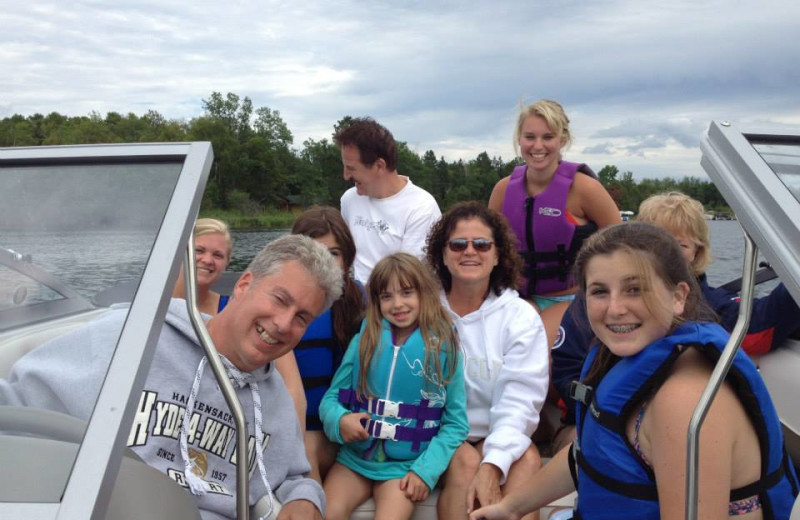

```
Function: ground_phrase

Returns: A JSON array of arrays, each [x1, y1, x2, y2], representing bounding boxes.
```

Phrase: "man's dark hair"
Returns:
[[333, 117, 397, 171]]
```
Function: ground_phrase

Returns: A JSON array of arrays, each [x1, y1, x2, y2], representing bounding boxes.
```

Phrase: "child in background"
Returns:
[[320, 253, 468, 519], [471, 223, 798, 519], [291, 206, 366, 483], [638, 191, 800, 356]]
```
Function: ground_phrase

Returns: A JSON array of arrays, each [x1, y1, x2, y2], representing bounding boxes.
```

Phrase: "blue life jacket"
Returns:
[[295, 308, 340, 431], [571, 322, 798, 519], [501, 160, 598, 296]]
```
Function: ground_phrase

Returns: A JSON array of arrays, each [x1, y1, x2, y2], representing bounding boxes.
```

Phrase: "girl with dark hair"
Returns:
[[470, 223, 798, 520], [291, 206, 366, 482]]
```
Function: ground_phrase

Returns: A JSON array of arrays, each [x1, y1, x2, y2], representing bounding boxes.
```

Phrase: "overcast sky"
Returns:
[[3, 1, 799, 179]]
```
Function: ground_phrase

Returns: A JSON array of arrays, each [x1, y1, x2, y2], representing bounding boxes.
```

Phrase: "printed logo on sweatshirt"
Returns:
[[465, 356, 502, 383], [552, 326, 565, 350], [167, 469, 231, 495], [353, 215, 390, 234], [127, 391, 270, 475]]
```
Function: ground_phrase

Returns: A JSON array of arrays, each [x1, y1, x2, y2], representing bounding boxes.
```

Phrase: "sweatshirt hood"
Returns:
[[441, 287, 521, 324]]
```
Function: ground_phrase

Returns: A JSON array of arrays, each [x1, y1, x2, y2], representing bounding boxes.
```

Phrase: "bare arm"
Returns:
[[645, 357, 741, 520], [573, 175, 621, 228], [468, 444, 575, 519], [275, 351, 307, 432]]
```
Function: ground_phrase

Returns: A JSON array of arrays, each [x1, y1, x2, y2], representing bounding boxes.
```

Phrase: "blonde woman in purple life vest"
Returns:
[[488, 99, 620, 379]]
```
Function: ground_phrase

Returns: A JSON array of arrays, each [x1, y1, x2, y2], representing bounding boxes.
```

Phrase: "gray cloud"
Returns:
[[2, 0, 799, 175]]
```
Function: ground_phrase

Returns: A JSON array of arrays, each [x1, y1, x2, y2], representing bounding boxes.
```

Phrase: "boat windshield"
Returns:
[[751, 141, 800, 201], [701, 122, 800, 491], [0, 143, 211, 519]]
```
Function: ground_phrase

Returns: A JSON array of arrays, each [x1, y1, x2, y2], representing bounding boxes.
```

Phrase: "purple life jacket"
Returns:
[[502, 161, 598, 296]]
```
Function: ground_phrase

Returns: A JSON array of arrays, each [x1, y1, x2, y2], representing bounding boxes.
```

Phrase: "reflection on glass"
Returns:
[[752, 142, 800, 202], [0, 264, 62, 312], [0, 160, 181, 502]]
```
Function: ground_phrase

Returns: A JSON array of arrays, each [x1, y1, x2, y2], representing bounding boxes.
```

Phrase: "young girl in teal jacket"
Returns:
[[320, 253, 468, 519]]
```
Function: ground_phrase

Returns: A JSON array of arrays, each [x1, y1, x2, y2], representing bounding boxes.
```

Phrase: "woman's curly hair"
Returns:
[[425, 201, 522, 296]]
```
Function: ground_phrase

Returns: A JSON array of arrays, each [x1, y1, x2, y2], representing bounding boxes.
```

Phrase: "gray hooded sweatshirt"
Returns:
[[0, 299, 324, 519]]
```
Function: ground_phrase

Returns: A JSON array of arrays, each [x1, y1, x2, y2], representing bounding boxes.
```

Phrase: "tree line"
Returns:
[[1, 91, 727, 215]]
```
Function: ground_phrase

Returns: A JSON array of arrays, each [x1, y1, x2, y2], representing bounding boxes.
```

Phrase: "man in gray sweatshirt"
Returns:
[[0, 234, 343, 520]]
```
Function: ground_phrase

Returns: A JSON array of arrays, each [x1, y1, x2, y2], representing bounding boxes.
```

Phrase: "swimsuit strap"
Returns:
[[633, 400, 651, 467]]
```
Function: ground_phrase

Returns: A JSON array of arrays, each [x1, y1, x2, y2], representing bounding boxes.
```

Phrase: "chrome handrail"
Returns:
[[685, 230, 757, 519], [183, 230, 250, 520]]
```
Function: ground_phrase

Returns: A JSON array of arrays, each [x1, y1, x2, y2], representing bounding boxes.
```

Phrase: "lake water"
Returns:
[[1, 220, 777, 302], [229, 220, 773, 292]]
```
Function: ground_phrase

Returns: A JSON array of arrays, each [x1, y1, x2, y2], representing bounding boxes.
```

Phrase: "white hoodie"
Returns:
[[441, 288, 548, 481]]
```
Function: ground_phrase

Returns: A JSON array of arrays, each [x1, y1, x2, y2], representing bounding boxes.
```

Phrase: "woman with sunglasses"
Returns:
[[426, 201, 549, 520]]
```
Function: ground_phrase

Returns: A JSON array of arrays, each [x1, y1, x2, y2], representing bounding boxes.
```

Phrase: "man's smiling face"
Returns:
[[213, 260, 325, 372]]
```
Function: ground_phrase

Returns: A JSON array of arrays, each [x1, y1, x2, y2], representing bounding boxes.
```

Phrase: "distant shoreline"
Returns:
[[199, 209, 298, 230]]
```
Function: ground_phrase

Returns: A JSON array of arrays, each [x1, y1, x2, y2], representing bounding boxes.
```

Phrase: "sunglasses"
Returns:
[[447, 238, 494, 253]]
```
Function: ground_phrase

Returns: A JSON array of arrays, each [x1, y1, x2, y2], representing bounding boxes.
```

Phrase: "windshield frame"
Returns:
[[0, 142, 212, 519]]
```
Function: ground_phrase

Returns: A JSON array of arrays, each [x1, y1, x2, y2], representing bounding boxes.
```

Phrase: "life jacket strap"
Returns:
[[363, 418, 440, 449], [338, 389, 444, 421]]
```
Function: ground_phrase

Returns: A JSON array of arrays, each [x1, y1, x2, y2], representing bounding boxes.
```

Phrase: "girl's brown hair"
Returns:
[[574, 222, 716, 387], [292, 206, 364, 350], [358, 253, 459, 398]]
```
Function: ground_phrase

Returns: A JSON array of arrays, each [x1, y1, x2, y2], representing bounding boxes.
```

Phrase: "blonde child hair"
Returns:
[[637, 191, 712, 275], [358, 253, 458, 398]]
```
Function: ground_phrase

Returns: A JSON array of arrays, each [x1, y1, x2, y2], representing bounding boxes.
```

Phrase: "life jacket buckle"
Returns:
[[370, 398, 400, 419], [569, 381, 594, 405], [367, 419, 397, 441]]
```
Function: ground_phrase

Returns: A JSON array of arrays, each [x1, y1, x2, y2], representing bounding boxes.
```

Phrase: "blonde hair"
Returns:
[[513, 99, 572, 157], [637, 192, 711, 275], [195, 218, 233, 261], [358, 253, 459, 398]]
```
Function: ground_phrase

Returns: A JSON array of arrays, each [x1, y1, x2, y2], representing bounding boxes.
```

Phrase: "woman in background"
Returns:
[[172, 217, 232, 316], [488, 99, 620, 354]]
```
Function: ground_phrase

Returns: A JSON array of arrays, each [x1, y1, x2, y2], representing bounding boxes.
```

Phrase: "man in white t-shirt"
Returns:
[[335, 117, 441, 283]]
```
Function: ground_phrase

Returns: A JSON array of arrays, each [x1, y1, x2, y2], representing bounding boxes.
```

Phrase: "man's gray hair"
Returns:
[[247, 234, 343, 311]]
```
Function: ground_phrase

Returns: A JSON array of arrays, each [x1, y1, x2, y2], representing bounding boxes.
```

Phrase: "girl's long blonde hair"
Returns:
[[358, 253, 459, 398]]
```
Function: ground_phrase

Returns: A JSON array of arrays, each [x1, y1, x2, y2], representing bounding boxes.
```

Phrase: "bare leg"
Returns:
[[322, 462, 372, 520], [372, 478, 415, 520], [437, 442, 482, 519], [304, 430, 339, 484], [503, 444, 544, 520]]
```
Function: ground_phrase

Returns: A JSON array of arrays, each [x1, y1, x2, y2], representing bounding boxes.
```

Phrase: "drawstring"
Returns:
[[226, 359, 276, 520], [178, 357, 277, 520], [180, 357, 212, 495]]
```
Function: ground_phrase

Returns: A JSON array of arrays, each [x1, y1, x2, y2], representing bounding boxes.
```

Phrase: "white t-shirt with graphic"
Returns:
[[341, 176, 441, 283]]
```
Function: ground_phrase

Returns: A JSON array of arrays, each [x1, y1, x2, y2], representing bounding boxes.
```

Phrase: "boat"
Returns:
[[700, 121, 800, 483], [1, 124, 799, 519], [1, 142, 213, 520]]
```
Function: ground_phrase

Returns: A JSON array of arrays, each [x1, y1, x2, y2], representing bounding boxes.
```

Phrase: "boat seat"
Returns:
[[0, 309, 106, 378], [793, 492, 800, 520]]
